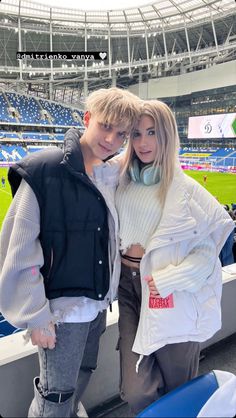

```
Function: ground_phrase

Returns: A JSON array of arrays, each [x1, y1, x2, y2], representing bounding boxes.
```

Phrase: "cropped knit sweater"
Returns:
[[115, 181, 162, 252]]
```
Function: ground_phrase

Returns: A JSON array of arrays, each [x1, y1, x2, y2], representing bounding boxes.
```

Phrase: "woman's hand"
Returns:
[[144, 275, 160, 296]]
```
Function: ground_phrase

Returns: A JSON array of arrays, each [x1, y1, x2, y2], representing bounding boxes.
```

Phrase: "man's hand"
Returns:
[[31, 322, 56, 349], [144, 275, 160, 296]]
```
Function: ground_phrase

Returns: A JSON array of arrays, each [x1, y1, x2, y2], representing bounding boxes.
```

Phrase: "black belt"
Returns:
[[120, 253, 142, 263], [43, 391, 73, 403], [36, 378, 73, 404]]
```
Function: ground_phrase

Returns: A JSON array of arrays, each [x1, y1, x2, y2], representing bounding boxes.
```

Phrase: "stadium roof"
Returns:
[[0, 0, 234, 29], [0, 0, 235, 92], [36, 0, 146, 10]]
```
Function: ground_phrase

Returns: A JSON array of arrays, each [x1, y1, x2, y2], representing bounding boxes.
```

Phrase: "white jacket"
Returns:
[[114, 161, 234, 356]]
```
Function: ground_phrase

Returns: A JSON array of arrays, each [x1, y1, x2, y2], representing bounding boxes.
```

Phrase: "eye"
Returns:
[[132, 131, 140, 139], [101, 123, 111, 130], [148, 130, 156, 136], [119, 132, 127, 140]]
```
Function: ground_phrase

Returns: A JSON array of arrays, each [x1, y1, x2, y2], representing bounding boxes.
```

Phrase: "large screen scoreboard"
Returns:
[[188, 113, 236, 139]]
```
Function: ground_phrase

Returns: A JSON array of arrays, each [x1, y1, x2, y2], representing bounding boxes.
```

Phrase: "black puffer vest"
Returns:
[[8, 129, 110, 301]]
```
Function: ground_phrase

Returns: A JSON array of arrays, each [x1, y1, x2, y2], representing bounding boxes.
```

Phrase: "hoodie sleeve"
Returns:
[[0, 179, 53, 330], [152, 236, 217, 298]]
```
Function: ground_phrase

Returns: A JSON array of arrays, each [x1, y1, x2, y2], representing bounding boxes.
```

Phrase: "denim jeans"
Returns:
[[28, 310, 106, 417]]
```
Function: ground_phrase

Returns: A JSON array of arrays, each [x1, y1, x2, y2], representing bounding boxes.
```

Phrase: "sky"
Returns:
[[35, 0, 150, 10]]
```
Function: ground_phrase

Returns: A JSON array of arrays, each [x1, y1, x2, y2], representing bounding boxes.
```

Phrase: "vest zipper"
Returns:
[[47, 248, 54, 279]]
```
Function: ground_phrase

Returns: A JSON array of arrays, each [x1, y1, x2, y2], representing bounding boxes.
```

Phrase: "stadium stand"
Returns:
[[39, 99, 79, 126], [6, 92, 42, 125], [0, 94, 17, 123], [1, 145, 235, 171], [0, 145, 27, 162], [179, 148, 236, 171], [0, 91, 83, 128]]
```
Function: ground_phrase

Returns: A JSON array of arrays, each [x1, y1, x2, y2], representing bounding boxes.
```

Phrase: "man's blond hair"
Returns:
[[85, 87, 141, 133]]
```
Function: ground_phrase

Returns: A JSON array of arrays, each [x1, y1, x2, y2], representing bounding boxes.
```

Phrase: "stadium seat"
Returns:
[[39, 99, 82, 126], [6, 92, 42, 124], [136, 370, 236, 418], [0, 145, 27, 162], [0, 91, 83, 127], [0, 313, 22, 338]]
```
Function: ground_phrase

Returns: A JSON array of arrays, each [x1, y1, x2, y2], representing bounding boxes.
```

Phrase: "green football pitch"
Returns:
[[0, 166, 235, 230], [0, 167, 12, 230]]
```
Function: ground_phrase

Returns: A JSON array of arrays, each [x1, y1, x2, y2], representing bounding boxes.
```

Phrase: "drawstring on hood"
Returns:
[[136, 354, 144, 373]]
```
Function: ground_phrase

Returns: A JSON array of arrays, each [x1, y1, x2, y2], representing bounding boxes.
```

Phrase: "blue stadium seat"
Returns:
[[39, 99, 82, 126], [0, 314, 22, 338], [136, 371, 227, 418], [0, 93, 17, 123], [6, 92, 42, 124], [179, 147, 236, 168], [0, 92, 83, 127], [0, 145, 27, 161]]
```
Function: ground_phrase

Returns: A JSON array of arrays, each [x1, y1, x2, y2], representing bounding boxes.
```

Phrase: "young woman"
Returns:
[[115, 100, 235, 414]]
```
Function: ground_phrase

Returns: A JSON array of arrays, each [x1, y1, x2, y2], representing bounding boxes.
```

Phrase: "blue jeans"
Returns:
[[28, 310, 106, 417]]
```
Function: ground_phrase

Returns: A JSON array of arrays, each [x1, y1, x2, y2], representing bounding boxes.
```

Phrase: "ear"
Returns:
[[84, 111, 91, 127]]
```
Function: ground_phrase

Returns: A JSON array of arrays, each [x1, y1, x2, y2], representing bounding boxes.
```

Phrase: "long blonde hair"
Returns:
[[122, 99, 180, 206]]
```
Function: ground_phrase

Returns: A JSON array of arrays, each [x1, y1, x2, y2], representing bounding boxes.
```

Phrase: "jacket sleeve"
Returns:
[[152, 236, 217, 298], [0, 179, 53, 330]]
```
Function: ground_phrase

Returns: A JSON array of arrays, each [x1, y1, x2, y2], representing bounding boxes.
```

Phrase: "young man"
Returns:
[[0, 87, 141, 417]]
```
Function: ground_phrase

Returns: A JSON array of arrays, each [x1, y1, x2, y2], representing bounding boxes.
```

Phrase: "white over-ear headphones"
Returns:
[[129, 159, 161, 186]]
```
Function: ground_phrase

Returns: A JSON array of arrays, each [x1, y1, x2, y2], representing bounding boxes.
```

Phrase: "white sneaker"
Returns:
[[77, 402, 88, 418]]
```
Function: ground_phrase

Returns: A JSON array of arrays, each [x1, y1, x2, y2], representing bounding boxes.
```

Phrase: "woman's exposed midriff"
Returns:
[[121, 244, 144, 268]]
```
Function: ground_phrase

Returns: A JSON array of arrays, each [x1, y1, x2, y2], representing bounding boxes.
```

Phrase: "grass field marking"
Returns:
[[0, 188, 11, 196]]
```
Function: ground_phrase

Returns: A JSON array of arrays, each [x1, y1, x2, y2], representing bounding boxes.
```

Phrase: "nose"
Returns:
[[104, 132, 116, 144], [139, 134, 147, 146]]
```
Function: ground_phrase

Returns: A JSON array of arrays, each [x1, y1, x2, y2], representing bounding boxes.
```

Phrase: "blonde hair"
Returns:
[[122, 99, 180, 206], [85, 87, 142, 133]]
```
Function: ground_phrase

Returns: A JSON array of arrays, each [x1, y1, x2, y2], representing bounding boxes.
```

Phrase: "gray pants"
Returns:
[[118, 264, 200, 414], [28, 310, 106, 417]]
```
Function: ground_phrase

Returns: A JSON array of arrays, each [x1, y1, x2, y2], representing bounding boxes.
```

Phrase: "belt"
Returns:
[[35, 376, 74, 404], [43, 391, 73, 403]]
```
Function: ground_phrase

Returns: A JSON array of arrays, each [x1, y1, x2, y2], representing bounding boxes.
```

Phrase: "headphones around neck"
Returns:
[[129, 159, 161, 186]]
